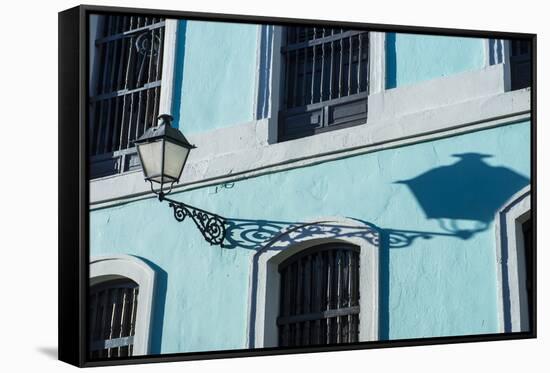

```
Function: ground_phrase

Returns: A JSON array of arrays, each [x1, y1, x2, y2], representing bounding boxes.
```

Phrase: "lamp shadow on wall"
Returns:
[[221, 152, 528, 345], [224, 153, 528, 251], [395, 153, 529, 240]]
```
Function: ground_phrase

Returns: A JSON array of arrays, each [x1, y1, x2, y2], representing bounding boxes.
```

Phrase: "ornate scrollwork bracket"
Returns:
[[162, 196, 226, 246]]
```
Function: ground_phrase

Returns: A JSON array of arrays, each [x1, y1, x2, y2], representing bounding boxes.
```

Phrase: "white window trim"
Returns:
[[368, 32, 386, 94], [248, 217, 379, 348], [89, 254, 157, 356], [486, 38, 512, 91], [264, 25, 283, 144], [257, 27, 386, 144], [253, 24, 274, 121], [158, 19, 179, 117], [495, 186, 531, 333]]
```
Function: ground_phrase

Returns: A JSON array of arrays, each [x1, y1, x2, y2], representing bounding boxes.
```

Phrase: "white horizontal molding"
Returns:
[[90, 87, 530, 207]]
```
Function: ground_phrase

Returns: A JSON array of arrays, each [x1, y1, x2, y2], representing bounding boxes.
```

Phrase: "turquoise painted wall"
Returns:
[[174, 20, 258, 133], [90, 121, 530, 352], [171, 23, 487, 131], [386, 33, 486, 88]]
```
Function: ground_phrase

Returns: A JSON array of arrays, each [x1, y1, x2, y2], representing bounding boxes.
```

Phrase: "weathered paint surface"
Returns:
[[386, 33, 486, 88], [174, 20, 258, 133], [90, 121, 530, 352]]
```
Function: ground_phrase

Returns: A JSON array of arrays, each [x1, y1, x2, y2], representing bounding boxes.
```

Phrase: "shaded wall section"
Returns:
[[386, 33, 486, 88], [174, 20, 258, 133], [90, 121, 530, 352]]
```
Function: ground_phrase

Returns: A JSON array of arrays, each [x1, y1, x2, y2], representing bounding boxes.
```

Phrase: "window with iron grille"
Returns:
[[278, 27, 369, 141], [510, 39, 531, 90], [277, 244, 360, 347], [89, 15, 165, 178], [89, 279, 139, 358]]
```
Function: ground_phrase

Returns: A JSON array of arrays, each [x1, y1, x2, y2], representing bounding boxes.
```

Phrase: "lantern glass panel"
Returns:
[[136, 140, 164, 181], [163, 141, 190, 181]]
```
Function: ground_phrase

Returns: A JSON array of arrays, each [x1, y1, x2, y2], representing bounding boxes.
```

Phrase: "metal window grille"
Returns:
[[279, 27, 369, 141], [89, 279, 139, 359], [277, 244, 360, 347], [89, 15, 165, 178], [510, 39, 531, 90]]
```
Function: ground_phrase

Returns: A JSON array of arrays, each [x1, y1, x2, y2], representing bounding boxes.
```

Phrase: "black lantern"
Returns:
[[135, 114, 226, 246], [135, 114, 195, 197]]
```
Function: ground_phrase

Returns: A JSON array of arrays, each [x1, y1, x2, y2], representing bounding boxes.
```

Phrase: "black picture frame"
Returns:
[[59, 4, 536, 367]]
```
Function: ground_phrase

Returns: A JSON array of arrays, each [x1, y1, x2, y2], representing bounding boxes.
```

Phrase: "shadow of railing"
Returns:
[[225, 216, 485, 347], [222, 217, 478, 251]]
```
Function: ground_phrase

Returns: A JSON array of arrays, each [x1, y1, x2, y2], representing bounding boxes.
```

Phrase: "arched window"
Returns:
[[89, 255, 157, 358], [495, 186, 532, 333], [248, 218, 379, 349], [277, 243, 360, 346], [89, 278, 139, 358]]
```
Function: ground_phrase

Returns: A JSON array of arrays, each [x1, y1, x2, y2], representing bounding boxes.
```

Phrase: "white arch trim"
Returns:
[[249, 217, 380, 348], [89, 254, 157, 356], [495, 186, 531, 333]]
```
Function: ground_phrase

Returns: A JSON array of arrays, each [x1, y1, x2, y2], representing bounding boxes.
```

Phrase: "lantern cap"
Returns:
[[135, 114, 196, 149]]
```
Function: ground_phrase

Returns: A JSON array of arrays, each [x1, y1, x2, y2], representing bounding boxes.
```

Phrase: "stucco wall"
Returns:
[[386, 33, 486, 88], [172, 24, 487, 131], [90, 121, 530, 353], [173, 20, 258, 133]]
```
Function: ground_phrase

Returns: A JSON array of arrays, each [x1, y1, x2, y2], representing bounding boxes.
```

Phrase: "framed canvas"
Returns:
[[58, 4, 536, 367]]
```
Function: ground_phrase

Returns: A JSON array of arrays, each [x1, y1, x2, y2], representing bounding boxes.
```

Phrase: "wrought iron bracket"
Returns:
[[160, 194, 227, 246]]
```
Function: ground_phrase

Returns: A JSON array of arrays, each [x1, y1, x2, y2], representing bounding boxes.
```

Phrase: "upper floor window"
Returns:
[[278, 27, 369, 141], [510, 39, 531, 90], [89, 15, 166, 178], [89, 279, 139, 358], [277, 243, 360, 346]]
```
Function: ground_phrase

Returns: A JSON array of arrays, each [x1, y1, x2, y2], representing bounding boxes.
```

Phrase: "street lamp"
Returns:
[[135, 114, 195, 199], [135, 115, 227, 246]]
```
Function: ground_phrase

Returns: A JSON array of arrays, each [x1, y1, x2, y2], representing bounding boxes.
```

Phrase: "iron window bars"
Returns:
[[510, 39, 531, 91], [279, 27, 369, 141], [277, 244, 360, 347], [89, 279, 139, 358], [89, 15, 165, 178]]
